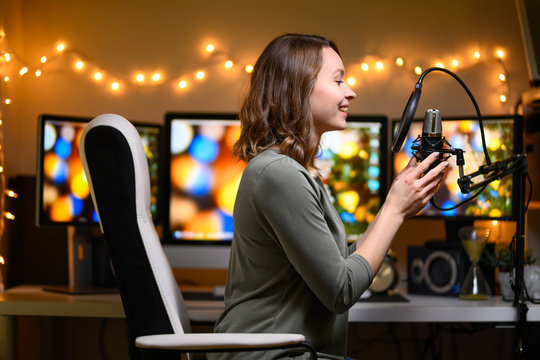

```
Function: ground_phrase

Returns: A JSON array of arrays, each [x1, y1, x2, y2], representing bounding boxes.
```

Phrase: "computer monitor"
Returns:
[[163, 113, 388, 268], [316, 115, 388, 242], [392, 114, 522, 241], [36, 114, 161, 226], [35, 114, 162, 293], [162, 113, 242, 269]]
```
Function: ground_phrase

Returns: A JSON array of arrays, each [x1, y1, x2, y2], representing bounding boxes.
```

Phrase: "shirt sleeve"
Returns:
[[252, 157, 373, 313]]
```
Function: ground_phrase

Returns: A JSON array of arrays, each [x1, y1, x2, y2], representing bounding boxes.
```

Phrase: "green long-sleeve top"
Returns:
[[211, 149, 374, 359]]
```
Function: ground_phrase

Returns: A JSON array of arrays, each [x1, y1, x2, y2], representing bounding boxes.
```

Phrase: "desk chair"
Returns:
[[79, 114, 317, 359]]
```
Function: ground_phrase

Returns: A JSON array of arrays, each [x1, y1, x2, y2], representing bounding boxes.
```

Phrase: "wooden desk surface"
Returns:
[[0, 285, 223, 323], [0, 285, 125, 318]]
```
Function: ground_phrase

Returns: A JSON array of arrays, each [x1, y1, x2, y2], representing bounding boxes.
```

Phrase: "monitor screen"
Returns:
[[317, 116, 388, 242], [392, 115, 521, 220], [164, 113, 244, 243], [36, 114, 162, 226]]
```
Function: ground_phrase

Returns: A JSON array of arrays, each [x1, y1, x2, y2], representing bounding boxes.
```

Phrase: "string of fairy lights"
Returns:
[[0, 33, 511, 101], [0, 31, 513, 287]]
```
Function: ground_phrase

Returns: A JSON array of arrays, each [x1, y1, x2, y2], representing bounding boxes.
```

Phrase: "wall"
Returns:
[[0, 0, 534, 280], [0, 0, 531, 178]]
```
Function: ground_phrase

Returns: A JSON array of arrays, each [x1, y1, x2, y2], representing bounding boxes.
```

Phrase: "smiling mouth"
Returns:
[[338, 106, 349, 113]]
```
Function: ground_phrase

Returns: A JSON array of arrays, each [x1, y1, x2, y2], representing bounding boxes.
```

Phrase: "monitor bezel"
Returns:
[[35, 113, 162, 227], [390, 114, 523, 222]]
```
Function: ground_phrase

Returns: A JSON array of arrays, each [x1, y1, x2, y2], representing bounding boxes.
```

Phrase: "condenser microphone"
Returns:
[[411, 109, 451, 171], [419, 109, 443, 161]]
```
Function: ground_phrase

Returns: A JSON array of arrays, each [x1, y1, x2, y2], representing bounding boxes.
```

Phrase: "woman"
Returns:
[[211, 33, 448, 359]]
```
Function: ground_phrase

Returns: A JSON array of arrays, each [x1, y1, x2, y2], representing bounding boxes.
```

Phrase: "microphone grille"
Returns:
[[423, 109, 442, 135]]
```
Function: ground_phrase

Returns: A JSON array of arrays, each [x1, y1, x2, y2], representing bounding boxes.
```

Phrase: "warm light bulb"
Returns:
[[499, 73, 506, 81], [3, 76, 9, 82], [452, 59, 459, 67], [40, 56, 47, 63], [499, 94, 507, 103], [6, 189, 18, 198], [4, 212, 15, 220], [435, 62, 444, 68], [75, 61, 84, 70], [414, 66, 422, 75], [111, 82, 120, 90], [56, 43, 65, 52], [474, 51, 481, 59], [4, 99, 11, 105], [94, 72, 103, 81], [224, 60, 233, 69], [35, 70, 42, 77], [496, 49, 505, 58], [245, 64, 254, 73], [152, 73, 161, 82], [395, 57, 404, 67], [0, 256, 4, 265], [195, 71, 205, 80], [346, 77, 356, 86], [206, 44, 215, 53], [361, 63, 368, 71], [135, 74, 144, 82], [178, 80, 188, 89], [0, 166, 3, 173], [19, 67, 28, 75], [375, 61, 384, 70], [492, 220, 499, 226], [4, 53, 11, 62]]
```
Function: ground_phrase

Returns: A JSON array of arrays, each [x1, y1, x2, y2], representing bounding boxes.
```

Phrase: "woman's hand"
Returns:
[[385, 152, 449, 220]]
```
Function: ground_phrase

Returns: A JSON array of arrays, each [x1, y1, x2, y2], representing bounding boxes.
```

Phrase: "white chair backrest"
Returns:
[[80, 113, 191, 334]]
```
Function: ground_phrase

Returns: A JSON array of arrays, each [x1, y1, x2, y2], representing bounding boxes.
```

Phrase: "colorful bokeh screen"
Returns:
[[166, 115, 245, 242], [36, 115, 161, 226], [317, 118, 387, 242], [392, 116, 518, 219]]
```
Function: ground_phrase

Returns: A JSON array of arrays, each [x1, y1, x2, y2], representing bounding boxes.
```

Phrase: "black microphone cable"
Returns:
[[416, 67, 491, 166], [414, 67, 492, 212]]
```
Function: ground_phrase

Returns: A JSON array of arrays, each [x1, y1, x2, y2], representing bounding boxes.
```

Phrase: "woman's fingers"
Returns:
[[419, 159, 449, 184], [409, 152, 440, 178]]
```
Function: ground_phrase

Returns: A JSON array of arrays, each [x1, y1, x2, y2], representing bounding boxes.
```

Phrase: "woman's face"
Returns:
[[309, 47, 356, 138]]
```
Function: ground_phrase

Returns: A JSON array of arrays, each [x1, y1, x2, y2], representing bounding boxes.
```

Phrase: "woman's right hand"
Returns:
[[385, 152, 449, 220]]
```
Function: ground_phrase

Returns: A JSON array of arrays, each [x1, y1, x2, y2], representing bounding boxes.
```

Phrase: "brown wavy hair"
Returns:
[[233, 33, 340, 172]]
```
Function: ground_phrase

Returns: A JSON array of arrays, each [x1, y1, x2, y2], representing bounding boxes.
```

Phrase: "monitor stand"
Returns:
[[43, 226, 117, 295]]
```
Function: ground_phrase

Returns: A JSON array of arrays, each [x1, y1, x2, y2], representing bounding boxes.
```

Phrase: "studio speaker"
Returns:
[[407, 241, 495, 296], [407, 242, 469, 296]]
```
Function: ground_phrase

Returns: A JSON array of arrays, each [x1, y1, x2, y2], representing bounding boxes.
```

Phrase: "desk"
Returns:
[[350, 293, 540, 323], [3, 285, 540, 323], [2, 285, 540, 359], [0, 285, 224, 323]]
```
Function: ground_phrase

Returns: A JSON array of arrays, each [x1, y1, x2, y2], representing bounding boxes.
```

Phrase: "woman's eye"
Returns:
[[336, 80, 344, 85]]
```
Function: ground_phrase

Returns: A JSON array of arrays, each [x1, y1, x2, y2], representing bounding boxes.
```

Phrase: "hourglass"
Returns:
[[459, 227, 491, 300]]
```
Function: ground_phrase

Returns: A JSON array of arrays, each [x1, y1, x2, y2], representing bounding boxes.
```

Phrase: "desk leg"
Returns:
[[0, 315, 14, 360]]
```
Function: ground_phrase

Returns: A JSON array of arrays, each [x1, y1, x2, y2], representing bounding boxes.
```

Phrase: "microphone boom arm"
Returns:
[[457, 153, 527, 194]]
